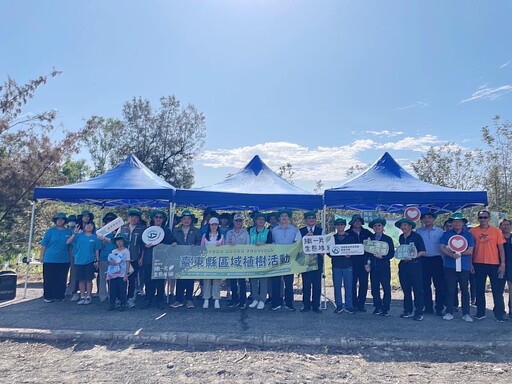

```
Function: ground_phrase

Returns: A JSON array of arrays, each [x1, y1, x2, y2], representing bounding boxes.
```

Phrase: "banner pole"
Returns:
[[321, 204, 327, 310], [24, 201, 36, 299]]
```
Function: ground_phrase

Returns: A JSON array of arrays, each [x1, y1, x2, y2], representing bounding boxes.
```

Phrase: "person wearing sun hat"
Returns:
[[119, 208, 147, 308], [439, 212, 475, 322], [171, 209, 202, 309], [395, 217, 427, 321], [226, 213, 251, 309], [416, 211, 445, 316], [270, 209, 301, 311], [78, 210, 95, 231], [299, 211, 323, 313], [347, 214, 373, 312], [367, 217, 395, 316], [267, 212, 279, 230], [106, 233, 131, 311], [96, 212, 119, 303], [40, 213, 73, 303]]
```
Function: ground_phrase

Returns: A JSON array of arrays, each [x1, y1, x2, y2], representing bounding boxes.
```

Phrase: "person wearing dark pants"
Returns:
[[40, 213, 73, 302], [347, 214, 373, 312], [417, 211, 445, 316], [470, 209, 507, 322], [299, 211, 323, 313], [171, 210, 202, 309], [140, 210, 173, 309], [368, 217, 395, 316], [439, 212, 475, 322], [271, 209, 301, 311], [396, 218, 426, 321]]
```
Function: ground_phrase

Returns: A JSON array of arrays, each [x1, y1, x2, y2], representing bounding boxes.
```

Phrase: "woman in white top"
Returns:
[[200, 217, 225, 309]]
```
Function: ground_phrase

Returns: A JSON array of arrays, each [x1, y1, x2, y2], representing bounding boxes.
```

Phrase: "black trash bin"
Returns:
[[0, 271, 17, 301]]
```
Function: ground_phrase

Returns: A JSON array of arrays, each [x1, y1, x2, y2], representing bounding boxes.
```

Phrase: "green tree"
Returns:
[[0, 71, 86, 257], [61, 157, 91, 183], [84, 95, 206, 188]]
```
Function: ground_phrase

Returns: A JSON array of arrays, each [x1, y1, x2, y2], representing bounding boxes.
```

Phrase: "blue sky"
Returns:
[[2, 0, 511, 191]]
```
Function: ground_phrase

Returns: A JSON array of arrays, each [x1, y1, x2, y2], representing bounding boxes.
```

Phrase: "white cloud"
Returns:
[[396, 101, 428, 110], [200, 134, 442, 181], [461, 85, 512, 103], [499, 61, 510, 69], [377, 134, 442, 152], [365, 130, 404, 137]]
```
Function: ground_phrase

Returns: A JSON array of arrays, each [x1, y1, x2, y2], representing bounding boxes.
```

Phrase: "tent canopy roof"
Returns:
[[33, 155, 176, 207], [323, 152, 488, 212], [175, 155, 322, 210]]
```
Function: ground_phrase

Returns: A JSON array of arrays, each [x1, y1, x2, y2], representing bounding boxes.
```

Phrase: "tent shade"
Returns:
[[175, 155, 322, 210], [33, 155, 176, 207], [323, 152, 488, 212]]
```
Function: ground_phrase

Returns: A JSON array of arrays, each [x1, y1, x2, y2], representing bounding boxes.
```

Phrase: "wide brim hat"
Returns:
[[277, 209, 293, 218], [333, 218, 347, 226], [369, 217, 386, 228], [150, 209, 168, 221], [420, 211, 438, 220], [267, 212, 279, 220], [67, 215, 77, 222], [179, 210, 196, 221], [112, 233, 130, 246], [250, 211, 267, 221], [219, 212, 232, 221], [102, 212, 117, 223], [303, 211, 317, 220], [52, 212, 68, 223], [127, 208, 142, 217], [395, 218, 417, 229], [448, 212, 468, 223], [349, 214, 365, 226], [81, 210, 95, 221]]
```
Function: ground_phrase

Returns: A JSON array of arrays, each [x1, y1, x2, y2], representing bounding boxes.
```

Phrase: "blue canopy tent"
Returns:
[[175, 155, 323, 210], [33, 154, 176, 207], [323, 152, 488, 213]]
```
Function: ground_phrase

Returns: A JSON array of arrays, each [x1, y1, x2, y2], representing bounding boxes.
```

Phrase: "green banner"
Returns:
[[152, 242, 318, 279]]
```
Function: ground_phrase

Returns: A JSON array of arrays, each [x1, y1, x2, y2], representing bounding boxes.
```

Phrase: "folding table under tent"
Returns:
[[175, 155, 323, 211], [323, 152, 488, 213], [27, 154, 178, 297]]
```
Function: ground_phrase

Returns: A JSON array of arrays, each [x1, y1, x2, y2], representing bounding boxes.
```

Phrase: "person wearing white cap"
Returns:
[[200, 216, 225, 309], [226, 213, 251, 309]]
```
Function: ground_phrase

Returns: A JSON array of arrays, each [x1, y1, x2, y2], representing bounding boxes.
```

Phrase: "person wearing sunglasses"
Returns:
[[470, 210, 507, 322]]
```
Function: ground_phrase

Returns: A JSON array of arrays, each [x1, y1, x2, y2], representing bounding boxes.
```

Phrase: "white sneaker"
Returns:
[[257, 300, 265, 310], [77, 298, 86, 305], [203, 299, 209, 309], [249, 299, 259, 308], [462, 314, 474, 323], [214, 299, 220, 309], [443, 313, 454, 321], [71, 294, 80, 302], [84, 296, 92, 305]]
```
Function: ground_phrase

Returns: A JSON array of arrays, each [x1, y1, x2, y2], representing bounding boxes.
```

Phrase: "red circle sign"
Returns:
[[448, 235, 468, 253], [404, 207, 421, 222]]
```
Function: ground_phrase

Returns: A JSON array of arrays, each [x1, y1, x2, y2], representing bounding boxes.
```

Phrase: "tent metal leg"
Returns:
[[24, 201, 36, 299], [321, 205, 327, 309]]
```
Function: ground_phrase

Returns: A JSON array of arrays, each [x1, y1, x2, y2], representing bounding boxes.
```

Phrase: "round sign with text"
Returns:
[[142, 226, 165, 245], [448, 235, 468, 253], [404, 207, 421, 222]]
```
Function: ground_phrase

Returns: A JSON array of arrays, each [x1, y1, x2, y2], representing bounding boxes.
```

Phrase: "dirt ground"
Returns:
[[0, 339, 511, 383]]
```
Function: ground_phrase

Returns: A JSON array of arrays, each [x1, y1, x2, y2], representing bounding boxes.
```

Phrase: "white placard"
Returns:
[[302, 234, 334, 254], [96, 217, 124, 237], [142, 226, 165, 245], [329, 244, 365, 256]]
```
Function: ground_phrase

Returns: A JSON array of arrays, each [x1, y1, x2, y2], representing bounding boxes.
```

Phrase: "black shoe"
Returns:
[[436, 309, 444, 316], [271, 305, 281, 311], [334, 307, 344, 314], [312, 308, 322, 314], [300, 307, 311, 313], [239, 303, 247, 310], [400, 312, 413, 319], [345, 308, 355, 315], [285, 304, 296, 312], [227, 301, 239, 308], [358, 306, 367, 313], [413, 314, 424, 321], [373, 308, 383, 315], [423, 308, 434, 314], [380, 311, 390, 317], [495, 316, 508, 323]]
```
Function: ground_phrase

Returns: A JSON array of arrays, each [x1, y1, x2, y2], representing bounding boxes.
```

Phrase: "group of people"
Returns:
[[39, 207, 512, 322]]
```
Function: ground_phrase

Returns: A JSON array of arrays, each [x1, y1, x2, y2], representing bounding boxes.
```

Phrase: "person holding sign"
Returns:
[[140, 210, 173, 309], [396, 218, 426, 321], [106, 234, 131, 311], [299, 211, 323, 313], [367, 217, 395, 316], [171, 210, 202, 309], [97, 212, 118, 303], [439, 212, 474, 322], [347, 214, 373, 312], [470, 210, 507, 322], [329, 218, 358, 314], [271, 209, 301, 311]]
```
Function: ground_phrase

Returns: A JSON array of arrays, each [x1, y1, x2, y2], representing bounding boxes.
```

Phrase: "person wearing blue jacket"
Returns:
[[367, 217, 395, 316]]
